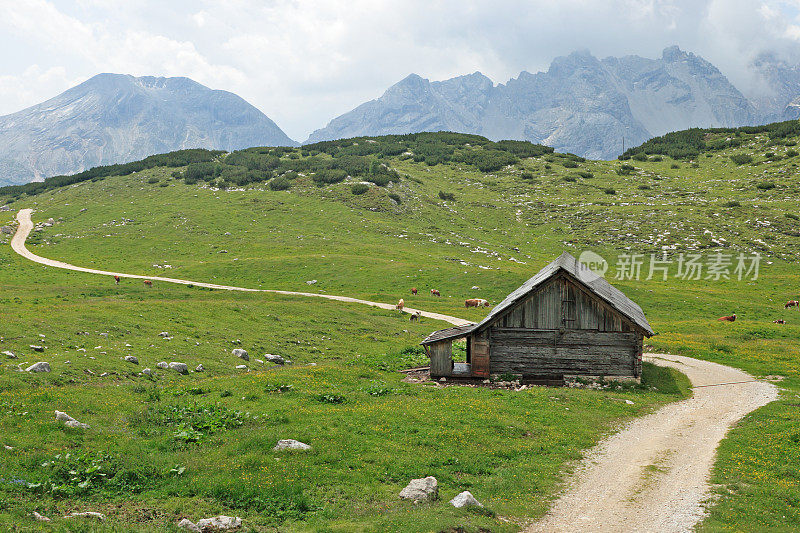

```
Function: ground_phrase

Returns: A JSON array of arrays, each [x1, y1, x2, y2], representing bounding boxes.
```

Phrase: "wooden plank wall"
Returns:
[[489, 273, 642, 377], [429, 341, 453, 377]]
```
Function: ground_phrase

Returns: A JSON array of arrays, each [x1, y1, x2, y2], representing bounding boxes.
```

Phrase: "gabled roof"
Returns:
[[421, 252, 654, 345]]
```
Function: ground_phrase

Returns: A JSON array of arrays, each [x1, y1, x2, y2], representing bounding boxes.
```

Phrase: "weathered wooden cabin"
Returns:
[[421, 252, 654, 381]]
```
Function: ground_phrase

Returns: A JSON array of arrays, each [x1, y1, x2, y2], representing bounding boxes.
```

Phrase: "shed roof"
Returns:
[[421, 252, 654, 345]]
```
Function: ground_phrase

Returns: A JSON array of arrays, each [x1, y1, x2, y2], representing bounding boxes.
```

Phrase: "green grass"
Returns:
[[2, 128, 800, 530]]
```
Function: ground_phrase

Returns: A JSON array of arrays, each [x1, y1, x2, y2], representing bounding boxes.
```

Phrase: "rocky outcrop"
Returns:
[[0, 73, 296, 187], [399, 476, 438, 501]]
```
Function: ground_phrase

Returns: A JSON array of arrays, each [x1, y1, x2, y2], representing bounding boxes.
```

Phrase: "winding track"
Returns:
[[10, 208, 780, 532], [11, 209, 472, 326]]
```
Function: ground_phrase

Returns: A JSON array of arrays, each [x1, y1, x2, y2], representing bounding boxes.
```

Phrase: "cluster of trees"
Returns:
[[0, 149, 223, 199], [623, 120, 800, 161]]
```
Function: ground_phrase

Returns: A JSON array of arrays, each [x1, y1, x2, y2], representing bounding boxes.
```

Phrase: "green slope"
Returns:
[[1, 128, 799, 531]]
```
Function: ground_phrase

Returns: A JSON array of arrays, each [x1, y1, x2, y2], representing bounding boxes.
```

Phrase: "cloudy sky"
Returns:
[[3, 0, 800, 141]]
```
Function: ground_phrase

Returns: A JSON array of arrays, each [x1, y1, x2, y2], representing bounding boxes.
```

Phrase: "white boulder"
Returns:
[[142, 368, 153, 376], [3, 350, 17, 359], [273, 439, 311, 451], [156, 362, 169, 369], [64, 511, 105, 521], [399, 476, 438, 501], [32, 511, 51, 522], [195, 515, 242, 531], [195, 364, 205, 372], [232, 348, 248, 361], [55, 410, 89, 429], [178, 518, 200, 532], [169, 362, 189, 374], [264, 353, 286, 365], [449, 490, 483, 508], [26, 362, 51, 372], [124, 355, 139, 364]]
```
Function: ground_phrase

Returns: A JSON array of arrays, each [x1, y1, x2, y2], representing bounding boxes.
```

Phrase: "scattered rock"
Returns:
[[156, 362, 169, 369], [169, 362, 189, 374], [449, 490, 483, 508], [306, 279, 317, 285], [264, 353, 286, 365], [31, 511, 51, 522], [80, 208, 87, 212], [0, 205, 9, 211], [439, 377, 446, 382], [232, 348, 249, 361], [3, 350, 16, 359], [195, 516, 242, 531], [159, 332, 170, 338], [64, 511, 105, 521], [235, 364, 248, 370], [625, 399, 635, 405], [29, 345, 44, 352], [471, 285, 480, 290], [178, 518, 201, 532], [399, 476, 438, 501], [100, 372, 109, 377], [47, 218, 55, 225], [273, 439, 311, 451], [26, 361, 51, 372], [55, 410, 89, 429], [124, 355, 139, 364], [142, 368, 153, 376], [195, 364, 204, 372], [0, 226, 12, 235], [3, 444, 13, 450]]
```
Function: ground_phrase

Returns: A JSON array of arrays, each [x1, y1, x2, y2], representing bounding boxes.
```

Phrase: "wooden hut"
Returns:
[[421, 252, 654, 381]]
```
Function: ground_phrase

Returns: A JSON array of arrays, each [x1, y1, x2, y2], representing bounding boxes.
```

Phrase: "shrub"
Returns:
[[638, 184, 651, 190], [438, 191, 456, 201], [577, 171, 593, 179], [521, 172, 534, 180], [561, 160, 579, 168], [632, 153, 648, 162], [787, 149, 799, 157], [351, 183, 369, 195], [730, 154, 753, 165], [756, 182, 776, 190], [147, 177, 160, 184], [269, 177, 291, 191], [650, 156, 663, 162], [313, 169, 347, 185], [563, 176, 577, 182], [785, 213, 799, 221], [604, 188, 617, 195], [722, 200, 741, 207], [388, 193, 401, 204], [670, 163, 680, 169]]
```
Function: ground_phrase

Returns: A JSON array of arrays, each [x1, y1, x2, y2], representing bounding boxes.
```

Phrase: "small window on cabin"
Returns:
[[561, 299, 576, 326]]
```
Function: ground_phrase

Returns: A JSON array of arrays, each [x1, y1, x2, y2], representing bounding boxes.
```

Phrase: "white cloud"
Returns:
[[1, 0, 800, 140]]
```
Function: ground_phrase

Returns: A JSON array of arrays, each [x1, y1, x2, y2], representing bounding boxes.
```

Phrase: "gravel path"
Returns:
[[527, 353, 778, 533], [11, 209, 779, 530], [11, 209, 472, 326]]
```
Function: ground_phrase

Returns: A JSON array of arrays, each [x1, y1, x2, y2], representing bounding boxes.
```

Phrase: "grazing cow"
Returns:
[[410, 311, 422, 322], [396, 298, 405, 310], [144, 280, 153, 287], [773, 319, 787, 324], [114, 275, 120, 285], [785, 300, 799, 309], [411, 287, 418, 295], [465, 298, 490, 308], [717, 313, 736, 322], [430, 289, 440, 297]]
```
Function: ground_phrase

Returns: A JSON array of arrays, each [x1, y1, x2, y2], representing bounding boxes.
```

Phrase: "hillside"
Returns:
[[306, 46, 758, 159], [1, 129, 799, 531], [0, 73, 296, 187]]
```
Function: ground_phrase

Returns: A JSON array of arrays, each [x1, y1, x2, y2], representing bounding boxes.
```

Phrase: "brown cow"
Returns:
[[785, 300, 799, 309], [396, 298, 405, 310], [773, 319, 786, 324], [411, 287, 418, 295], [717, 313, 736, 322], [430, 289, 440, 297], [410, 311, 421, 322], [114, 275, 120, 285], [465, 298, 490, 308], [144, 280, 153, 287]]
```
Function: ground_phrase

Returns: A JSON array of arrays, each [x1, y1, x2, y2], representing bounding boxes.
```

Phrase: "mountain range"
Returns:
[[307, 46, 769, 158], [5, 46, 800, 186], [0, 73, 296, 187]]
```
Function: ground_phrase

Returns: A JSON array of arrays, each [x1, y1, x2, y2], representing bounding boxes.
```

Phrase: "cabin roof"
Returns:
[[421, 323, 477, 345], [476, 252, 654, 336], [421, 252, 654, 345]]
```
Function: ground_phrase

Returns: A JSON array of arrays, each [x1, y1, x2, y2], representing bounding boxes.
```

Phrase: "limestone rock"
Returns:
[[142, 368, 153, 376], [449, 490, 482, 508], [3, 350, 17, 359], [32, 511, 51, 522], [232, 348, 249, 361], [178, 518, 201, 532], [235, 364, 247, 370], [195, 515, 242, 531], [124, 355, 139, 364], [399, 476, 438, 501], [195, 364, 204, 372], [0, 226, 13, 235], [156, 362, 168, 369], [264, 353, 286, 365], [169, 362, 189, 374], [55, 410, 89, 429], [64, 511, 105, 521], [26, 361, 51, 372], [273, 439, 311, 451], [30, 345, 44, 352]]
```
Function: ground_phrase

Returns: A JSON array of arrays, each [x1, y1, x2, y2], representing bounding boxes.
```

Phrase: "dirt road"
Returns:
[[527, 353, 778, 533], [11, 209, 779, 531], [11, 209, 472, 326]]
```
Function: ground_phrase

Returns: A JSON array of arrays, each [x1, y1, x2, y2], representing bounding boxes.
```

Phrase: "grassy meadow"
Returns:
[[1, 129, 800, 530]]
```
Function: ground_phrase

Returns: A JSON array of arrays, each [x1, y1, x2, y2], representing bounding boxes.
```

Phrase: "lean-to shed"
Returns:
[[421, 252, 654, 381]]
